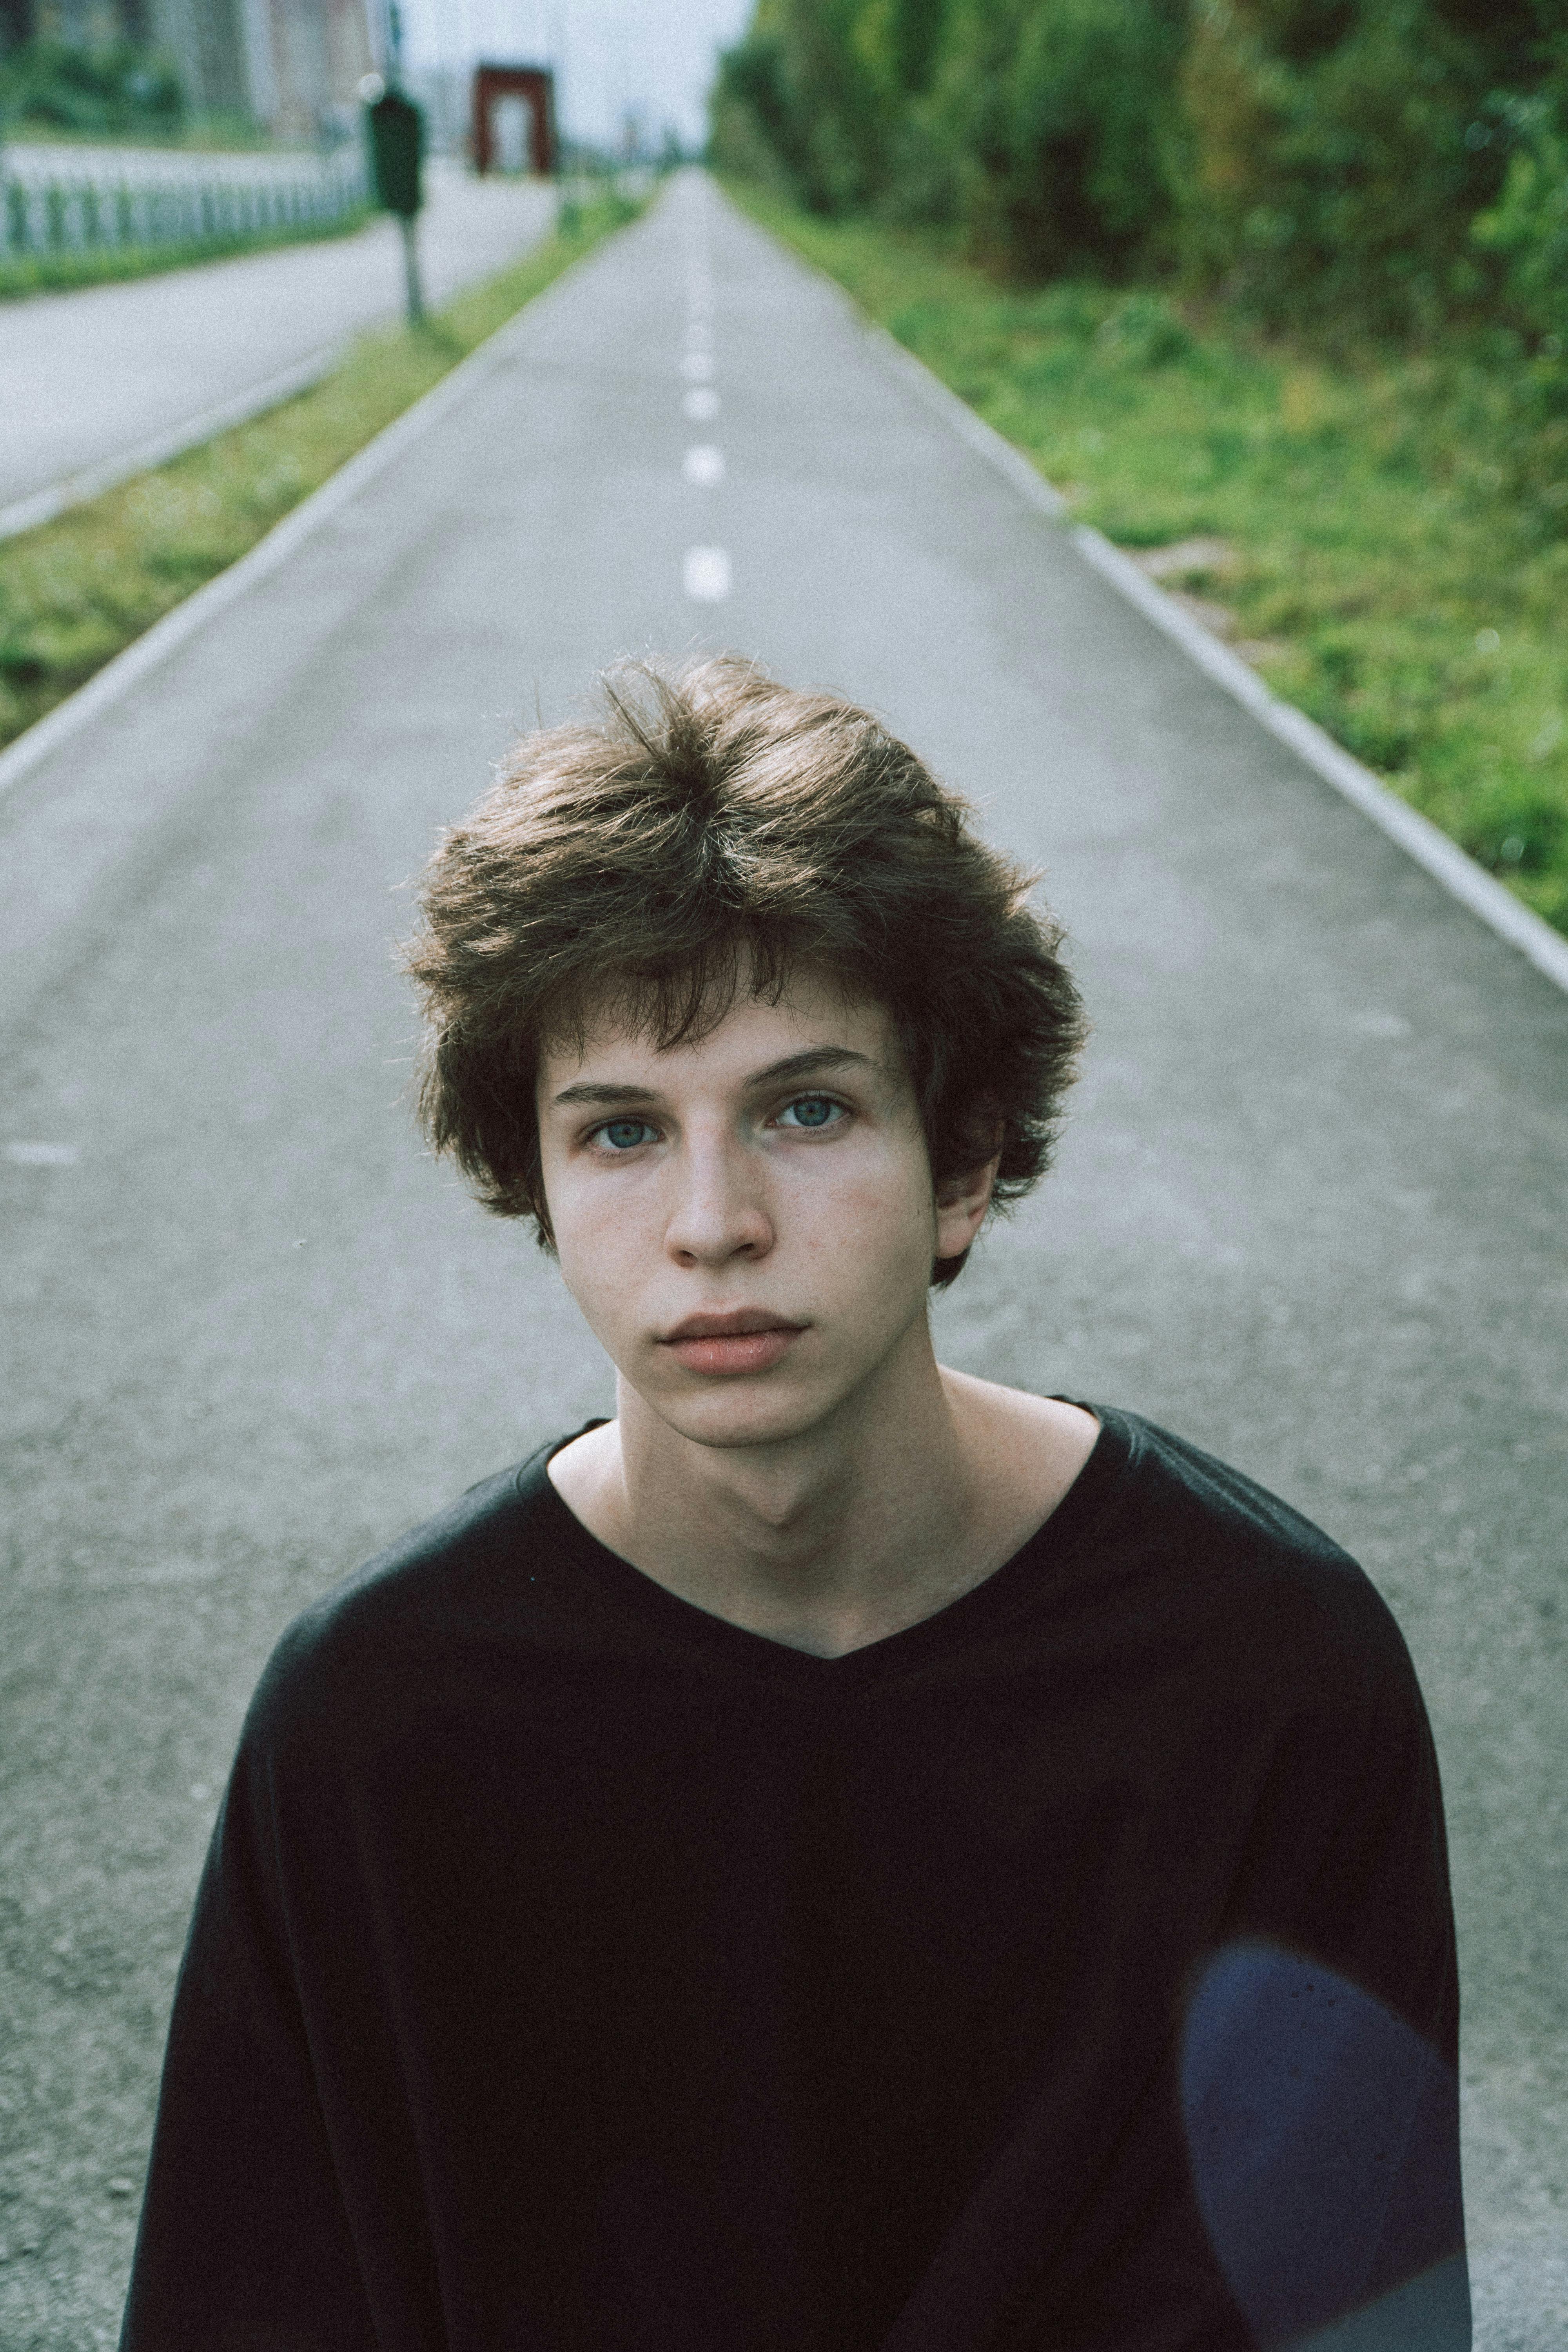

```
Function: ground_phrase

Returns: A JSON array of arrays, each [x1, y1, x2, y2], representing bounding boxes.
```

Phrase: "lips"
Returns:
[[658, 1310, 806, 1378]]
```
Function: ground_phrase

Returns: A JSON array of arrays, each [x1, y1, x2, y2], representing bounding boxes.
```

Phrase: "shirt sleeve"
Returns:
[[1170, 1605, 1470, 2350], [118, 1712, 380, 2352], [982, 1586, 1471, 2352]]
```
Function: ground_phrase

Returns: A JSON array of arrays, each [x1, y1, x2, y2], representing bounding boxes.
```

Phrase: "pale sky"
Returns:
[[397, 0, 753, 151]]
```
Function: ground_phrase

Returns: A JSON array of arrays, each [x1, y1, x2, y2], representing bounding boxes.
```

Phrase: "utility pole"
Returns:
[[361, 9, 426, 330], [546, 1, 568, 169]]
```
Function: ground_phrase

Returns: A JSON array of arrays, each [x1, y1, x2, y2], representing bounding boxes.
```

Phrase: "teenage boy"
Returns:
[[122, 657, 1469, 2351]]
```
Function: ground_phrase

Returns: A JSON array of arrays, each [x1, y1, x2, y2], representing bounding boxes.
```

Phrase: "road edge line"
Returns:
[[850, 312, 1568, 1000], [1068, 527, 1568, 994], [0, 224, 608, 811], [862, 320, 1070, 520]]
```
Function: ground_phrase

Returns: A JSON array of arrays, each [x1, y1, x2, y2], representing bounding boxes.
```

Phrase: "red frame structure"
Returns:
[[471, 64, 556, 176]]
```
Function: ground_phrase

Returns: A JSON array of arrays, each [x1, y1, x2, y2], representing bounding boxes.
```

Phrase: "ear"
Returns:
[[933, 1152, 1000, 1264]]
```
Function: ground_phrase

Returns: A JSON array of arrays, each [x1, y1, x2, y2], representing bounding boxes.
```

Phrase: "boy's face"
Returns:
[[535, 966, 993, 1452]]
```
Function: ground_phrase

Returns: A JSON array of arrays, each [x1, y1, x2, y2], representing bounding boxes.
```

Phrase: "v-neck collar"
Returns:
[[514, 1403, 1134, 1690]]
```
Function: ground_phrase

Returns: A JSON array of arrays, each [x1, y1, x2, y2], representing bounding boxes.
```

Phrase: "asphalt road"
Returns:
[[0, 160, 555, 526], [1, 169, 1564, 2347]]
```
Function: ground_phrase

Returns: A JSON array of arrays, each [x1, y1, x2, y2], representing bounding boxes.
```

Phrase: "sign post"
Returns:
[[361, 76, 426, 327]]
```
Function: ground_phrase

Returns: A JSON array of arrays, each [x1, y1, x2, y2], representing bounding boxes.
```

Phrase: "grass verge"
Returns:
[[0, 206, 371, 300], [0, 187, 643, 755], [729, 184, 1568, 938]]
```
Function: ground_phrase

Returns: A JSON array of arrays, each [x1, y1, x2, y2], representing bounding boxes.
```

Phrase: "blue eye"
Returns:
[[779, 1096, 841, 1130], [597, 1119, 654, 1151]]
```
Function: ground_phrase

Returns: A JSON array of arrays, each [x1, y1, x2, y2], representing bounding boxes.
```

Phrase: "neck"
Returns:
[[605, 1314, 975, 1625], [550, 1327, 1101, 1655]]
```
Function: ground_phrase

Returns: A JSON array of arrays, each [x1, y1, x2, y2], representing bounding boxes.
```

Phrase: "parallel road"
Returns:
[[0, 171, 1564, 2346], [0, 160, 555, 532]]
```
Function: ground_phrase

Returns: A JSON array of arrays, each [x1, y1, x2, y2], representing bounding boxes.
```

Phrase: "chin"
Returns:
[[648, 1377, 839, 1452]]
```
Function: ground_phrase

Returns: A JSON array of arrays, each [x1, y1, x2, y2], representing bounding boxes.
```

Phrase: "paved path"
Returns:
[[0, 160, 555, 528], [0, 171, 1564, 2347]]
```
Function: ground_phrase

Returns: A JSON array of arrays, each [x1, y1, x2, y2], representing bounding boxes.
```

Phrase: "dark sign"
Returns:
[[367, 90, 424, 219]]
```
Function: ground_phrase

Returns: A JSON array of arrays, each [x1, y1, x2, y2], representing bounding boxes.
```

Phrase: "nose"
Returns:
[[663, 1127, 774, 1268]]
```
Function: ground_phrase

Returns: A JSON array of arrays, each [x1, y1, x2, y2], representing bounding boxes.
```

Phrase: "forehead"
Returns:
[[538, 965, 899, 1085]]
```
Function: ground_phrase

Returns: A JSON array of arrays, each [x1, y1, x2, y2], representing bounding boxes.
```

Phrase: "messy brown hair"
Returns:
[[401, 654, 1087, 1286]]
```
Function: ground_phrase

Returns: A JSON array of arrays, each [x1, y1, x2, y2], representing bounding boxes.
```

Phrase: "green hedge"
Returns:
[[711, 0, 1568, 345]]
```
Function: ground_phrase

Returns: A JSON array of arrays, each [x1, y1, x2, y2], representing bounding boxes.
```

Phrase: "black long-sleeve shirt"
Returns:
[[121, 1405, 1470, 2350]]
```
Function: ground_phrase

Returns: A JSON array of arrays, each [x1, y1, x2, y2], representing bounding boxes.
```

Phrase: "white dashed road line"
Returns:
[[5, 1141, 80, 1167], [681, 200, 726, 604], [683, 547, 731, 603], [683, 445, 725, 487], [680, 186, 728, 606]]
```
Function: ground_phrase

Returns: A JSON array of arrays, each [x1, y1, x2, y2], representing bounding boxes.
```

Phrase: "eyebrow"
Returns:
[[550, 1046, 877, 1109]]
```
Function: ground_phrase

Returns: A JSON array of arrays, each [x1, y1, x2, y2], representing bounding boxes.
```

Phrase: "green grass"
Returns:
[[730, 184, 1568, 937], [0, 189, 642, 756], [0, 205, 371, 299]]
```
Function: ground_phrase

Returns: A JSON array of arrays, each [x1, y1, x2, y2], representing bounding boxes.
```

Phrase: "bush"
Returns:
[[1472, 94, 1568, 350], [711, 0, 895, 213], [710, 28, 803, 186], [1173, 0, 1541, 336], [927, 0, 1187, 275], [0, 38, 185, 136]]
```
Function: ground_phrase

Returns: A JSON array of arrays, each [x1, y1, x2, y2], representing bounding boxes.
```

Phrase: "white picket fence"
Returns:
[[0, 150, 368, 263]]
